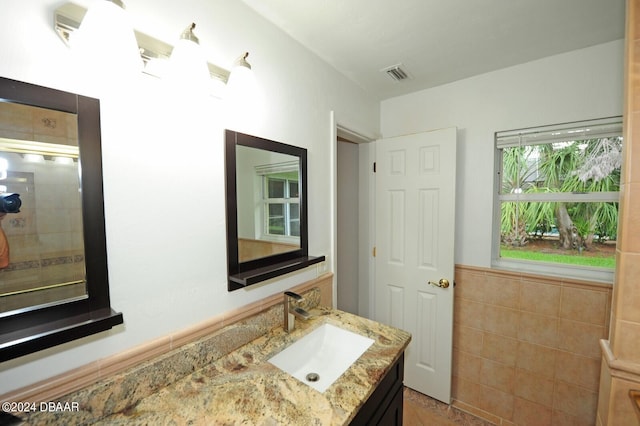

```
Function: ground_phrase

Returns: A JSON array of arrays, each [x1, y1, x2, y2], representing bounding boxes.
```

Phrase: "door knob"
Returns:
[[428, 278, 450, 289]]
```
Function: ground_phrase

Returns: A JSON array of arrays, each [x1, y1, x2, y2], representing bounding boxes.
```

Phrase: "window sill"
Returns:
[[492, 258, 614, 285], [0, 308, 123, 362]]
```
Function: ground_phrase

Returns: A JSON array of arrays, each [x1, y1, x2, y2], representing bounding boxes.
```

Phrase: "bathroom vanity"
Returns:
[[13, 280, 409, 426], [93, 308, 409, 425]]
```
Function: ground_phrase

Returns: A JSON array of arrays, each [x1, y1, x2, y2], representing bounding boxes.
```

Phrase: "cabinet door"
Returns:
[[377, 387, 403, 426], [350, 354, 404, 425]]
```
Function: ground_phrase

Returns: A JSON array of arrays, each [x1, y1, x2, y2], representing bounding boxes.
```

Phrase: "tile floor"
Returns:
[[403, 388, 494, 426]]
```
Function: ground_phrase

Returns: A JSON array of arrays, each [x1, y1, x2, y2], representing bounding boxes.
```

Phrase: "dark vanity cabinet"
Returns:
[[350, 354, 404, 426]]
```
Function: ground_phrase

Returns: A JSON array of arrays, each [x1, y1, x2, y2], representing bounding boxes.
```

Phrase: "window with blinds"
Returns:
[[493, 116, 622, 281]]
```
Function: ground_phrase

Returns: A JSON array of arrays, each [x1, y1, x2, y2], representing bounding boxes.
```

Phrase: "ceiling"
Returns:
[[240, 0, 626, 100]]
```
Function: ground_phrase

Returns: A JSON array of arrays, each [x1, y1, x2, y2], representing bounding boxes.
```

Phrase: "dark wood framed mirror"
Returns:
[[225, 130, 324, 291], [0, 77, 123, 361]]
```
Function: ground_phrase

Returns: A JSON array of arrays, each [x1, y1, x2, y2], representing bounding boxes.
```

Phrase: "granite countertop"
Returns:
[[96, 308, 411, 425]]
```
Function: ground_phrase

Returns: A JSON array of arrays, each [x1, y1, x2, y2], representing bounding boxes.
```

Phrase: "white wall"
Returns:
[[380, 40, 624, 268], [0, 0, 379, 393]]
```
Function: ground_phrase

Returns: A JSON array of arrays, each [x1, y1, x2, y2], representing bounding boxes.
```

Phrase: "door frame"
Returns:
[[331, 112, 376, 316]]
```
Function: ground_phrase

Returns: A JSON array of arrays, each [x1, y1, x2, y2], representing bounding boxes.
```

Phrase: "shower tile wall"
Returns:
[[453, 265, 612, 426]]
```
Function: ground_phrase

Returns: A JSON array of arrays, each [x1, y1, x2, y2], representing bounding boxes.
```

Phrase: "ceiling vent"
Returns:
[[382, 64, 412, 82]]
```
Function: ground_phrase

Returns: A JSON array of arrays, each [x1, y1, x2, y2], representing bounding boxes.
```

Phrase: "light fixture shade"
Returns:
[[225, 52, 255, 99], [164, 23, 210, 94], [225, 52, 264, 129], [71, 0, 142, 80]]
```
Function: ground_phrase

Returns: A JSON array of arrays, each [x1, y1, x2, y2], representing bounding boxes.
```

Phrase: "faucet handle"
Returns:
[[284, 291, 303, 301]]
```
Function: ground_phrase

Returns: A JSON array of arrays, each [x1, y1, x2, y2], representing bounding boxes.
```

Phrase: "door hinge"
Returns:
[[373, 162, 376, 173], [373, 246, 376, 257]]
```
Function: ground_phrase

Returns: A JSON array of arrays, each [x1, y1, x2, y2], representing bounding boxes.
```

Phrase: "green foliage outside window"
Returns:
[[499, 136, 621, 268]]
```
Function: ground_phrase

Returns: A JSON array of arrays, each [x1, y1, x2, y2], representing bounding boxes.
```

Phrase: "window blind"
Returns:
[[496, 116, 622, 148], [254, 160, 299, 176]]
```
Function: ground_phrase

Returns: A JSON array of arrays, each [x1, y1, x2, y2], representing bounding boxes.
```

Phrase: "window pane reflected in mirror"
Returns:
[[268, 178, 285, 198], [289, 181, 299, 198], [268, 203, 285, 235], [290, 203, 300, 236]]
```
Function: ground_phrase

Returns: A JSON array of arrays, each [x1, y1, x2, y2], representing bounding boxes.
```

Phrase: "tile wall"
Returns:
[[452, 265, 612, 425], [596, 1, 640, 424]]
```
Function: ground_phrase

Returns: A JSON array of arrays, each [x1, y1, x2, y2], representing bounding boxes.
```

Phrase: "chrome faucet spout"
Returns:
[[284, 291, 310, 332], [284, 291, 303, 301], [292, 306, 311, 320]]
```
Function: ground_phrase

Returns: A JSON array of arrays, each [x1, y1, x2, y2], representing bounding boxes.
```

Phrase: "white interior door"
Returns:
[[374, 128, 456, 403]]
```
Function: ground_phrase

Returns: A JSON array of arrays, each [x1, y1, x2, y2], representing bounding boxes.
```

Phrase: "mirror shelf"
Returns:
[[1, 308, 123, 362], [228, 255, 325, 290]]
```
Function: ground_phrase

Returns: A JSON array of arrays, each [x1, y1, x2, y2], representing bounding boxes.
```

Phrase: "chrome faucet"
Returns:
[[284, 291, 311, 332]]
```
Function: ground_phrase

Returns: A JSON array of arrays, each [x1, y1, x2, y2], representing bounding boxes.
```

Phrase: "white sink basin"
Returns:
[[268, 323, 374, 393]]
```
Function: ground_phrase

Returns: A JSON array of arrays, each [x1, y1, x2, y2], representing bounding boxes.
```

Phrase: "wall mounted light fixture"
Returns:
[[225, 51, 263, 127], [227, 52, 255, 87], [0, 138, 80, 159], [54, 1, 247, 96], [226, 51, 255, 100], [164, 23, 211, 93], [233, 52, 252, 71], [69, 0, 142, 78]]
